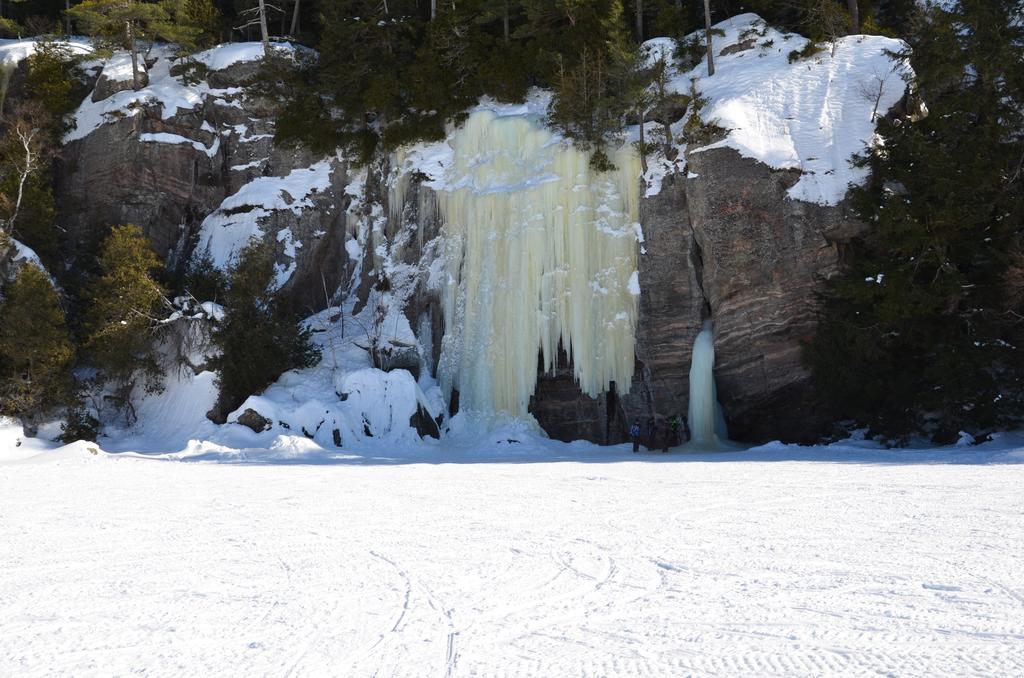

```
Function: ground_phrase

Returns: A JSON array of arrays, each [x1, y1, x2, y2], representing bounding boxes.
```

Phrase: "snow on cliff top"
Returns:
[[193, 41, 295, 70], [0, 37, 93, 67], [63, 42, 297, 143], [65, 45, 209, 142], [396, 14, 909, 207], [645, 13, 910, 205]]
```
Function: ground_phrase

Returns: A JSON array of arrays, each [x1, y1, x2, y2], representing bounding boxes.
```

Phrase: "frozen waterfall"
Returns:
[[428, 108, 642, 420], [687, 320, 730, 448]]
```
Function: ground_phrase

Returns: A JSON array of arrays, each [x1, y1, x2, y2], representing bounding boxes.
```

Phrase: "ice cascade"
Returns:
[[687, 320, 729, 447], [433, 108, 642, 419]]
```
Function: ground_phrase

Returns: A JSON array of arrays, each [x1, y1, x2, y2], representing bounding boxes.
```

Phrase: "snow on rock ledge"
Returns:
[[645, 13, 910, 205], [0, 38, 93, 67], [193, 41, 297, 71], [196, 156, 338, 274]]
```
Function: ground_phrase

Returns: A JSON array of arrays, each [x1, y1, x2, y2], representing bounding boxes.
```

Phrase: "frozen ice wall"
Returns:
[[687, 320, 730, 448], [430, 108, 642, 420]]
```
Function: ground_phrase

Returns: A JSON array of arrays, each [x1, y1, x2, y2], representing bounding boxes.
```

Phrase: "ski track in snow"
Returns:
[[2, 451, 1024, 677]]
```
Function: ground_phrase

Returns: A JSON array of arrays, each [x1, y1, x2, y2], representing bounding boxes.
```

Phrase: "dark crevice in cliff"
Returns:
[[688, 227, 712, 320]]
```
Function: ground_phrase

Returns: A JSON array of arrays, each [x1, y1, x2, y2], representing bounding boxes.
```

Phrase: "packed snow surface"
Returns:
[[3, 431, 1024, 677]]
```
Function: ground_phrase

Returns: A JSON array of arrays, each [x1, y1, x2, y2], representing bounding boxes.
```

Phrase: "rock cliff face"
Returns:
[[378, 149, 864, 445], [684, 147, 866, 442], [56, 52, 352, 313], [522, 152, 864, 445], [47, 42, 873, 445]]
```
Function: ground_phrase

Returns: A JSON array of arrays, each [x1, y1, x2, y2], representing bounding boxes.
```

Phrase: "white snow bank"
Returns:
[[0, 418, 56, 463], [219, 366, 428, 452], [210, 300, 437, 453], [192, 41, 298, 71], [643, 14, 910, 204], [101, 370, 221, 454], [95, 299, 439, 456], [0, 38, 93, 67], [97, 50, 145, 84], [0, 418, 111, 465]]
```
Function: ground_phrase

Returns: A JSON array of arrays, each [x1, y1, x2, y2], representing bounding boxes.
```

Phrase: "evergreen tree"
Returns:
[[648, 0, 696, 39], [806, 0, 1024, 442], [208, 239, 319, 421], [300, 0, 647, 162], [0, 264, 75, 430], [24, 37, 85, 136], [179, 0, 221, 47], [532, 0, 637, 168], [69, 0, 212, 90], [83, 224, 167, 423]]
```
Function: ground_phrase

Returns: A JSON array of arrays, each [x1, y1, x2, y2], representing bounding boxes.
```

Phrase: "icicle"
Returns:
[[425, 109, 641, 420], [686, 320, 730, 449]]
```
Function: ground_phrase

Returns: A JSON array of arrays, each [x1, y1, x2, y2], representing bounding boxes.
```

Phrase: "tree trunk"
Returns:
[[503, 1, 509, 45], [258, 0, 270, 55], [290, 0, 301, 36], [65, 0, 72, 34], [635, 0, 643, 41], [847, 0, 860, 35], [431, 0, 437, 21], [126, 20, 142, 91], [7, 122, 40, 233], [703, 0, 714, 77]]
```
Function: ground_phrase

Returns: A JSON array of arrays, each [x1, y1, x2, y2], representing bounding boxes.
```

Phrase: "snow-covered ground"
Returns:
[[3, 437, 1024, 677]]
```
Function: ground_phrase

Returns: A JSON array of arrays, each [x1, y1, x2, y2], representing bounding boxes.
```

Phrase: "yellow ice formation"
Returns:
[[429, 108, 642, 420]]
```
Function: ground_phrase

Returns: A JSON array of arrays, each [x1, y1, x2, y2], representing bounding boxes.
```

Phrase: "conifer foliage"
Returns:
[[0, 264, 75, 429], [69, 0, 218, 89], [82, 224, 167, 423], [806, 0, 1024, 442], [208, 239, 320, 422]]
